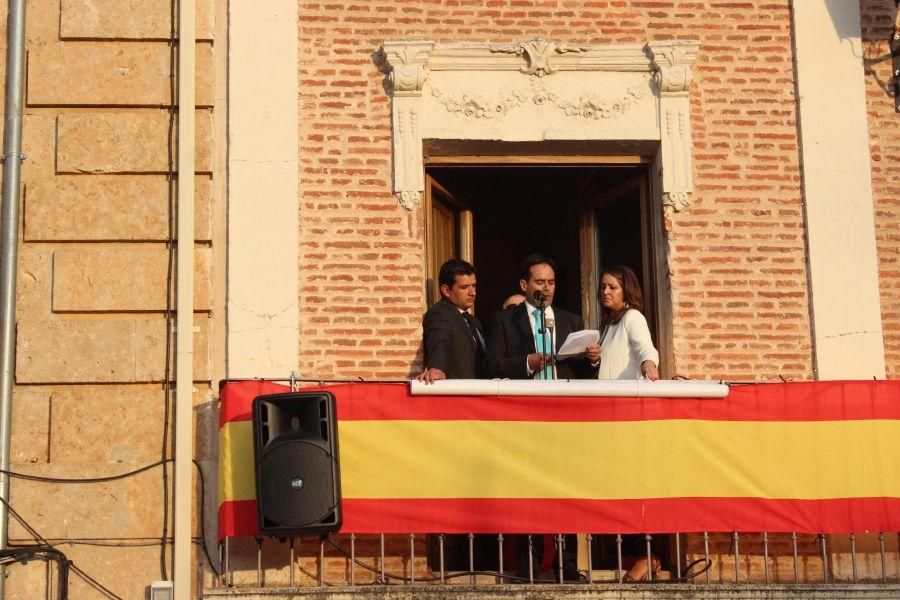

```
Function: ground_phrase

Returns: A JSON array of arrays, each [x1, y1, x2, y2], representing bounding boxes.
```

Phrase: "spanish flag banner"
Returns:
[[218, 380, 900, 539]]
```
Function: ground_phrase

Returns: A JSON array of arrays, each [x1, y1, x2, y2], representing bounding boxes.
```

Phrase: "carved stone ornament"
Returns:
[[431, 86, 531, 119], [396, 191, 421, 209], [648, 41, 699, 96], [378, 41, 434, 97], [431, 80, 647, 122], [377, 39, 698, 211], [557, 84, 647, 120], [663, 191, 691, 212], [489, 38, 587, 77]]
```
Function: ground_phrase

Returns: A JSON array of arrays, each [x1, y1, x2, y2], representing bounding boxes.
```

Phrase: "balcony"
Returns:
[[208, 379, 900, 598]]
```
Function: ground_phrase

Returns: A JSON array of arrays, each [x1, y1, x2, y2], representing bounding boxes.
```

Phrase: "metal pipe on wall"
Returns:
[[174, 0, 196, 594], [0, 0, 28, 597]]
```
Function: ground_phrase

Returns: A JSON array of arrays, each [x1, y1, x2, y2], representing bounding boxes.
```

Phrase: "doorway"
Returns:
[[426, 164, 665, 341]]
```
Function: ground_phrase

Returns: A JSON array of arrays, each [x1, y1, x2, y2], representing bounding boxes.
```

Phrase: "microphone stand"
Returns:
[[538, 296, 549, 380], [547, 317, 557, 381]]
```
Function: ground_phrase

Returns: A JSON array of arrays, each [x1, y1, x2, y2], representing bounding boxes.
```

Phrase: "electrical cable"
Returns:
[[0, 546, 69, 600], [0, 459, 221, 579], [191, 459, 221, 579], [0, 461, 166, 483], [10, 539, 205, 548], [0, 495, 119, 599], [161, 0, 178, 581]]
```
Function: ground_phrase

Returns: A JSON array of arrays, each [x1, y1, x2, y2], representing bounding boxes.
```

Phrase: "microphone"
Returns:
[[539, 315, 555, 335], [533, 291, 546, 304]]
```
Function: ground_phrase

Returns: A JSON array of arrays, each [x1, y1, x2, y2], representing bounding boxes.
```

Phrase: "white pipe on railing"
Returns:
[[0, 0, 28, 597], [409, 379, 729, 398], [173, 0, 196, 595]]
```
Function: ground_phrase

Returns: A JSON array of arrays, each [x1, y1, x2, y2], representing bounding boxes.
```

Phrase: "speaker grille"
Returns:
[[258, 437, 335, 527]]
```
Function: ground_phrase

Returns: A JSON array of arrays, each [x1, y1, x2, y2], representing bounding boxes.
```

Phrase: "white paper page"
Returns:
[[556, 329, 600, 358]]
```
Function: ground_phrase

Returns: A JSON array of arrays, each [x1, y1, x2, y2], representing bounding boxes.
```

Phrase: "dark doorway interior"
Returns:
[[427, 165, 643, 325]]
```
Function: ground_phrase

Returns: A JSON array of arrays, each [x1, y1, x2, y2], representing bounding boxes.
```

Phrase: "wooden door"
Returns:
[[579, 174, 663, 368], [425, 175, 473, 307]]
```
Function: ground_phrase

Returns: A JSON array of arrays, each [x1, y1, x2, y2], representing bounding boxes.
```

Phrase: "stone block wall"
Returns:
[[4, 0, 222, 597]]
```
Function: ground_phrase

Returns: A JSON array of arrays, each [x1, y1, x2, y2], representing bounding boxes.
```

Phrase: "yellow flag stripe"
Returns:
[[219, 421, 255, 504], [219, 419, 900, 503]]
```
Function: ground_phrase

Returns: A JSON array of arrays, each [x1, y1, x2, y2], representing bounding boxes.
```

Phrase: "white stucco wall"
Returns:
[[793, 0, 886, 379], [227, 0, 299, 377]]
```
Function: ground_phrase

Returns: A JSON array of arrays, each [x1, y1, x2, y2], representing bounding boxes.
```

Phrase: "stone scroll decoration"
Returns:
[[648, 42, 698, 213], [377, 39, 699, 212]]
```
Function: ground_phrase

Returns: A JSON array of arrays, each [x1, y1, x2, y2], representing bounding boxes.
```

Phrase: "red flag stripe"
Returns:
[[220, 380, 900, 425], [218, 496, 900, 538], [340, 497, 900, 535]]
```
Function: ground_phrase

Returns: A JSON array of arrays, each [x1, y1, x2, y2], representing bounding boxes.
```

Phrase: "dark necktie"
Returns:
[[462, 312, 485, 350]]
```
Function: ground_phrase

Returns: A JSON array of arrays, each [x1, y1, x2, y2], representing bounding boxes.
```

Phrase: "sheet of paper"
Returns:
[[556, 329, 600, 358]]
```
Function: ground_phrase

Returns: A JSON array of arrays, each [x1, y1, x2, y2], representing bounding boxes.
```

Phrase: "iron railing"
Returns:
[[215, 530, 899, 588]]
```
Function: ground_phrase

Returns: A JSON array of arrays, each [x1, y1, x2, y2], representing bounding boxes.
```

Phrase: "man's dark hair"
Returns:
[[438, 258, 475, 289], [519, 254, 556, 281]]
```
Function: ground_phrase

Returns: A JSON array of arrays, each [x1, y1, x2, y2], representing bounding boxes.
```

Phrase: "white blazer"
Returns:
[[596, 309, 659, 380]]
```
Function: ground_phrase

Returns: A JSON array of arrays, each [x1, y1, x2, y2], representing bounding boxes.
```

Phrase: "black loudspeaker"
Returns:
[[252, 391, 342, 536]]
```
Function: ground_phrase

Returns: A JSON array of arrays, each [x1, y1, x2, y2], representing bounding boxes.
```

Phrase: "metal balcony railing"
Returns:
[[214, 530, 900, 589]]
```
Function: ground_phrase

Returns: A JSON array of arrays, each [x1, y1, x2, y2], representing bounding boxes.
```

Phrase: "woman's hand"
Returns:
[[641, 360, 659, 381], [585, 343, 601, 363]]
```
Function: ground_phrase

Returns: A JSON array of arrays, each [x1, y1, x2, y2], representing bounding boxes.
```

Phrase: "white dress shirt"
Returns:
[[524, 301, 556, 378]]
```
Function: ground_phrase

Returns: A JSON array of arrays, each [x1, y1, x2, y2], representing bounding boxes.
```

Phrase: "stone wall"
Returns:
[[5, 0, 223, 597], [861, 0, 900, 379]]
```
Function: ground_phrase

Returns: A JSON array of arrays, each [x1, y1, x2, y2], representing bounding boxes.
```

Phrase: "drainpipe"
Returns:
[[0, 0, 27, 597], [174, 0, 195, 596]]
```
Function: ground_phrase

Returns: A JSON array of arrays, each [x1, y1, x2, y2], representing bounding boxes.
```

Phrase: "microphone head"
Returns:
[[546, 317, 555, 328], [533, 291, 545, 302]]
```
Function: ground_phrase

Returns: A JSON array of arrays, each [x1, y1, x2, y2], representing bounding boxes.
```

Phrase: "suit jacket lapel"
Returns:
[[514, 303, 536, 353], [446, 299, 482, 350]]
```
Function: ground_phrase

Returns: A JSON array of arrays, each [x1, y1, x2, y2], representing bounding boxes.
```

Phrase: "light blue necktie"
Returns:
[[533, 308, 552, 380]]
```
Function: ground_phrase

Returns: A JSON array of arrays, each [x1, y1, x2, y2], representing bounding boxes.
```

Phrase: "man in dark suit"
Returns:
[[485, 254, 593, 583], [419, 258, 485, 382], [485, 254, 594, 381]]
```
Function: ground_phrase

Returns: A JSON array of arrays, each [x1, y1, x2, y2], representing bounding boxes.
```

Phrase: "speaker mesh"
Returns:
[[258, 438, 334, 527]]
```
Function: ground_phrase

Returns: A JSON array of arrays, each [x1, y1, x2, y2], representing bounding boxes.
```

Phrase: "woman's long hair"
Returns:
[[599, 265, 644, 330]]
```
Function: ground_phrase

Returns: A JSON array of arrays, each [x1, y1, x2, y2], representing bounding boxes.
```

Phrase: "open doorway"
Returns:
[[426, 164, 665, 344]]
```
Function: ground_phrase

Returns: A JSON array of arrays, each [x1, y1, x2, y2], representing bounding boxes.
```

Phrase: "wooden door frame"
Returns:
[[578, 167, 673, 378], [424, 175, 474, 307], [424, 158, 673, 377]]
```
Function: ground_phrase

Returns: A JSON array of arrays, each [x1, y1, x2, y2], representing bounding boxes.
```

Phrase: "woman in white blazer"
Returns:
[[585, 265, 659, 380], [584, 265, 661, 581]]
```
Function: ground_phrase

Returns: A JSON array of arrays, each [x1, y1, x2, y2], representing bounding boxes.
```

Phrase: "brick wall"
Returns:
[[861, 0, 900, 379], [5, 0, 221, 596], [296, 0, 812, 381]]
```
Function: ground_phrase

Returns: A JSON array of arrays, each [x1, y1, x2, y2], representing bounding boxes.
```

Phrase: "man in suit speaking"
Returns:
[[418, 258, 486, 383], [485, 254, 593, 583], [485, 254, 594, 381]]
